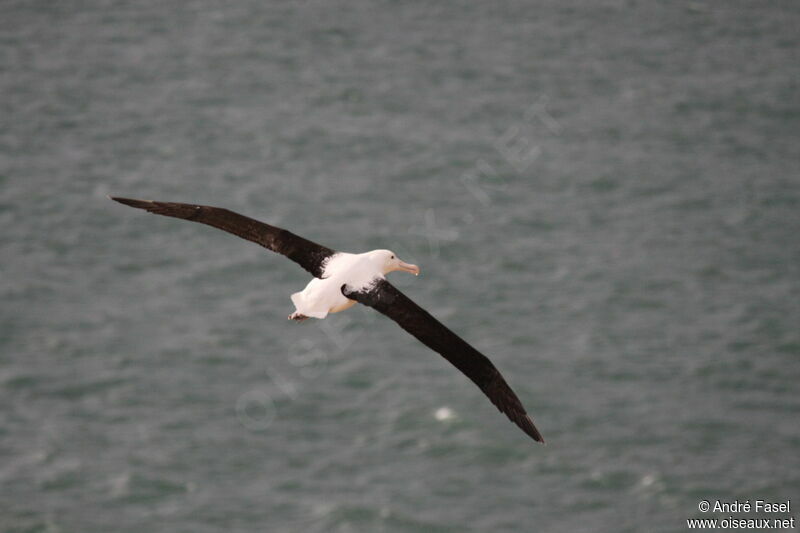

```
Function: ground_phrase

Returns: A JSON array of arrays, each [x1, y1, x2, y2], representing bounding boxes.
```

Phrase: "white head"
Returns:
[[368, 249, 420, 276]]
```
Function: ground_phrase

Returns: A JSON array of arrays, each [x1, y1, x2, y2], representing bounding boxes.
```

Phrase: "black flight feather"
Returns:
[[110, 197, 336, 278], [343, 279, 544, 443]]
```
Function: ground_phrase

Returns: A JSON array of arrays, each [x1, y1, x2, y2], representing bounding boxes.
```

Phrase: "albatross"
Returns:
[[111, 197, 544, 443]]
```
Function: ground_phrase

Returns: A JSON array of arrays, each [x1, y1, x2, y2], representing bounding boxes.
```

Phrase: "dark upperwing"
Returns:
[[111, 197, 336, 278], [342, 278, 544, 443]]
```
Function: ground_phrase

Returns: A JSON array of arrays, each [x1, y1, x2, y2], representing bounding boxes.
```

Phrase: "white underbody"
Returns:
[[290, 252, 384, 319]]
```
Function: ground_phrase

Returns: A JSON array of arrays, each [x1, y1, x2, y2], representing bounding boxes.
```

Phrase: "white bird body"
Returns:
[[290, 250, 419, 319]]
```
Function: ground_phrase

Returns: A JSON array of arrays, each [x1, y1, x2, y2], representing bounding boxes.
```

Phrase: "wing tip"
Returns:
[[522, 415, 546, 444], [109, 196, 154, 210]]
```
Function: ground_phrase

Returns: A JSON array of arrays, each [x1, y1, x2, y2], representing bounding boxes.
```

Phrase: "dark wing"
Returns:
[[342, 279, 544, 443], [111, 197, 336, 278]]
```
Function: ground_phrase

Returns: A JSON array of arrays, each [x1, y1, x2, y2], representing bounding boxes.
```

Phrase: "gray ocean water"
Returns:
[[2, 1, 799, 532]]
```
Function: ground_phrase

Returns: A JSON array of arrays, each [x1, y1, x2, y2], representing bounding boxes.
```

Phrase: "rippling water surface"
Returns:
[[2, 1, 799, 532]]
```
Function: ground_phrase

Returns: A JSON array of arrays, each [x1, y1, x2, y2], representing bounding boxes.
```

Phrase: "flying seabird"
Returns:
[[110, 197, 544, 443]]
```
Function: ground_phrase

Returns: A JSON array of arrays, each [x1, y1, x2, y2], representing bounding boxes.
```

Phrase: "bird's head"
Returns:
[[370, 249, 420, 276]]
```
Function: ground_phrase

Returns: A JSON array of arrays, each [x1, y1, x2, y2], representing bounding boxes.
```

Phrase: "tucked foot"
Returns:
[[288, 312, 309, 322]]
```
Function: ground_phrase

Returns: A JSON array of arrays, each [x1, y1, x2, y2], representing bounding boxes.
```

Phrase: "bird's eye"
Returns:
[[390, 255, 394, 259]]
